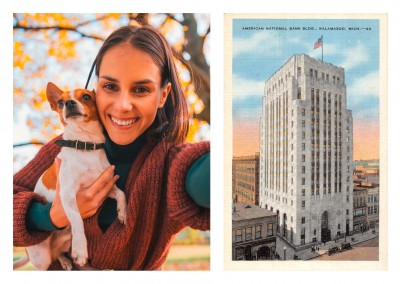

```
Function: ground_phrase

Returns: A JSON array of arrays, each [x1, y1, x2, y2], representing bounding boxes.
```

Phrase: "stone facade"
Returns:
[[232, 202, 277, 260], [259, 54, 354, 247]]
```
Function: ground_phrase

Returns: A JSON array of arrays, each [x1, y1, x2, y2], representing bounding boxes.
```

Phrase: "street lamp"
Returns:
[[284, 246, 286, 261]]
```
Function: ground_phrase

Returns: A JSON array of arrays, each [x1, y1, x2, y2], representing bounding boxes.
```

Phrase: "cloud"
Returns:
[[232, 74, 265, 100], [348, 71, 379, 99], [232, 32, 279, 57], [339, 44, 369, 70]]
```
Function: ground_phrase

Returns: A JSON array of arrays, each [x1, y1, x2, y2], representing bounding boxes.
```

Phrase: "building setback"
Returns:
[[232, 153, 260, 205], [259, 54, 354, 248]]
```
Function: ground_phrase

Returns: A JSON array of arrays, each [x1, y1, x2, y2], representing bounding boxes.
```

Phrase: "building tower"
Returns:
[[259, 54, 354, 247]]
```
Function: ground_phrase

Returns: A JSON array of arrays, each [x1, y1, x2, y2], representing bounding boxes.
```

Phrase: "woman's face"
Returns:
[[96, 43, 170, 145]]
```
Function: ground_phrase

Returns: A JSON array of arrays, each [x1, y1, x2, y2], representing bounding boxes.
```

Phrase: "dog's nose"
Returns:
[[65, 100, 77, 109]]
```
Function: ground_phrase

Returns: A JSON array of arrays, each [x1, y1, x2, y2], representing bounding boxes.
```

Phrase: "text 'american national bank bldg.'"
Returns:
[[259, 54, 354, 248]]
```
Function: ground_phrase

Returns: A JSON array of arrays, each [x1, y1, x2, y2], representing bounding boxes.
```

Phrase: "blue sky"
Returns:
[[232, 18, 380, 125]]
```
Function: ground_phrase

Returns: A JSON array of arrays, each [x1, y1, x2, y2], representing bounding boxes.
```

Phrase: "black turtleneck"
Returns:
[[97, 132, 146, 232]]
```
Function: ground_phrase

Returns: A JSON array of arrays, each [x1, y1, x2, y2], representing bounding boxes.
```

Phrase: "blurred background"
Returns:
[[13, 13, 210, 270]]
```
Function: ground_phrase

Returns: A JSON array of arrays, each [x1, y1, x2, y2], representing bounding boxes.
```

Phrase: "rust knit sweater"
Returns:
[[13, 136, 210, 270]]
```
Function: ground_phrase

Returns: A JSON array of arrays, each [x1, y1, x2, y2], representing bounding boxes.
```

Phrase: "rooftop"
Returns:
[[232, 202, 276, 222]]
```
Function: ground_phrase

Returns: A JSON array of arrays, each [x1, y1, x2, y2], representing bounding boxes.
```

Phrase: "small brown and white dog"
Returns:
[[19, 82, 127, 270]]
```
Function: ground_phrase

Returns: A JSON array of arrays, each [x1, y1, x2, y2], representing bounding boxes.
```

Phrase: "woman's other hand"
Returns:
[[49, 158, 119, 228]]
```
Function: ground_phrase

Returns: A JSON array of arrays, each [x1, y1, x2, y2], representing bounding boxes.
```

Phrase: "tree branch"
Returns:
[[13, 24, 106, 41], [13, 142, 45, 148]]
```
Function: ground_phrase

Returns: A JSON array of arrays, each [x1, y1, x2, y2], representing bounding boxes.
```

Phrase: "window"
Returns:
[[302, 131, 305, 139], [302, 166, 306, 173], [255, 225, 261, 239], [310, 69, 313, 77], [267, 223, 273, 236], [302, 178, 305, 185], [302, 200, 305, 208], [302, 188, 305, 196], [235, 229, 242, 242], [302, 120, 306, 127], [245, 227, 252, 241], [301, 217, 306, 224], [301, 108, 305, 116], [298, 87, 302, 99], [346, 209, 349, 216], [302, 154, 305, 162], [302, 143, 306, 150]]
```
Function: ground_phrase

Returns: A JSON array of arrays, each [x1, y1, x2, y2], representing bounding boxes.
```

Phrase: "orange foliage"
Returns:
[[13, 13, 209, 146]]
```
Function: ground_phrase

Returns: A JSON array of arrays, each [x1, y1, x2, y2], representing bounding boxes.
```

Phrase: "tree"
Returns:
[[13, 13, 210, 170]]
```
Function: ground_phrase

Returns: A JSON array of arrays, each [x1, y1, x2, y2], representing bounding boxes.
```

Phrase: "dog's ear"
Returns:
[[46, 82, 63, 111]]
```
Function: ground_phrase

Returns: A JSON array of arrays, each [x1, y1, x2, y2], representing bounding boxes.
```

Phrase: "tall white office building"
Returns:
[[259, 54, 354, 247]]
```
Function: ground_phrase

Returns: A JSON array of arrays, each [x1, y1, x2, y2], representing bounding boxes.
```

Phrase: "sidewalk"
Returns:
[[295, 229, 379, 260]]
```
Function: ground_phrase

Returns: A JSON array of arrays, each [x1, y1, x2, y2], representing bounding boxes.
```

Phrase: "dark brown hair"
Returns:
[[94, 25, 189, 145]]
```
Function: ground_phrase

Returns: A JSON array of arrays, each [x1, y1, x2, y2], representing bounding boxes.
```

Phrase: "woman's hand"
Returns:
[[49, 158, 119, 228]]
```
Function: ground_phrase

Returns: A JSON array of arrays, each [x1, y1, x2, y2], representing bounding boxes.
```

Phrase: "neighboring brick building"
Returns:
[[232, 153, 260, 205]]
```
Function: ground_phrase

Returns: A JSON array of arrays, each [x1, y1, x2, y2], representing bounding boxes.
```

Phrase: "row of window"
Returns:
[[235, 223, 274, 242], [368, 205, 379, 215], [309, 68, 341, 85], [234, 189, 255, 202], [368, 194, 379, 203], [235, 174, 256, 183], [234, 166, 256, 173]]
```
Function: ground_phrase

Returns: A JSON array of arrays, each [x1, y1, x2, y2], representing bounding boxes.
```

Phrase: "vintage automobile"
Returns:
[[340, 242, 352, 251], [328, 246, 339, 255]]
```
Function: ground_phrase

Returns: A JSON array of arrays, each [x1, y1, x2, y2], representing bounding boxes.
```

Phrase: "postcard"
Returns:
[[224, 13, 387, 270]]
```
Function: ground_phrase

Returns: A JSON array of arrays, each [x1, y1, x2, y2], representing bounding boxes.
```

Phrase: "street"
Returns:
[[311, 237, 379, 261]]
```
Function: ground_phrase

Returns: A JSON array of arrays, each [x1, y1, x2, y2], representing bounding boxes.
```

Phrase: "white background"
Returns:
[[1, 0, 399, 283]]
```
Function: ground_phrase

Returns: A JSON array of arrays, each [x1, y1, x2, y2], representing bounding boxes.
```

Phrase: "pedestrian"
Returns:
[[13, 25, 210, 270]]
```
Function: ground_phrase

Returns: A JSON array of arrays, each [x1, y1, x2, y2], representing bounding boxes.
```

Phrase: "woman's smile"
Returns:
[[109, 115, 139, 128]]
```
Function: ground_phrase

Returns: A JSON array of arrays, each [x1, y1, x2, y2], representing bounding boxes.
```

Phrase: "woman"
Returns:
[[13, 25, 210, 270]]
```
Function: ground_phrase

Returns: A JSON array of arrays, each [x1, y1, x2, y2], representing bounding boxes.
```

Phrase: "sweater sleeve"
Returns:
[[167, 141, 210, 231], [186, 152, 210, 208], [13, 136, 61, 247]]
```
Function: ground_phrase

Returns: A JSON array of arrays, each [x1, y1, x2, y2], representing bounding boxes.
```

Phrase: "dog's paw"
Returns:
[[58, 254, 73, 271], [117, 204, 127, 225], [71, 239, 88, 266], [72, 252, 88, 267]]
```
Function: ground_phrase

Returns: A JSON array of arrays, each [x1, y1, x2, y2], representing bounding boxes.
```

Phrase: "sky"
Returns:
[[232, 18, 381, 161]]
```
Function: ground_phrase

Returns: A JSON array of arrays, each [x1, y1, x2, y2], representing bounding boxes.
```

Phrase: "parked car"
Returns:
[[340, 242, 352, 251], [328, 246, 339, 255]]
